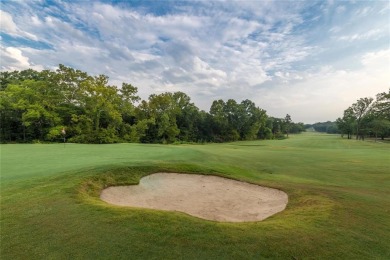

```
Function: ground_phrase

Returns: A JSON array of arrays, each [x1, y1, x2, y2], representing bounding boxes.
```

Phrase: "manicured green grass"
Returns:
[[1, 133, 389, 259]]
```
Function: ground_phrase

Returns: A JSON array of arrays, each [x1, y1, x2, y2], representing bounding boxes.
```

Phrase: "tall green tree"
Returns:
[[172, 92, 200, 142], [370, 119, 390, 141], [367, 89, 390, 140], [336, 107, 355, 139], [351, 97, 373, 139], [139, 93, 180, 143], [76, 75, 123, 143], [209, 99, 229, 142], [239, 99, 267, 140], [1, 77, 62, 142], [284, 114, 292, 137], [371, 89, 390, 120]]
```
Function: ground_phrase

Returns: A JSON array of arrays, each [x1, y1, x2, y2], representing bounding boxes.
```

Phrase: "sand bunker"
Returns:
[[100, 173, 288, 222]]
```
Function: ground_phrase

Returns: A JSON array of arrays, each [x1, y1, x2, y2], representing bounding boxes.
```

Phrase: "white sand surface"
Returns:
[[100, 173, 288, 222]]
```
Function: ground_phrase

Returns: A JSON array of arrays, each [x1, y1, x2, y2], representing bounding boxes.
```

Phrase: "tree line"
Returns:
[[0, 65, 305, 144], [305, 121, 339, 134], [336, 90, 390, 140]]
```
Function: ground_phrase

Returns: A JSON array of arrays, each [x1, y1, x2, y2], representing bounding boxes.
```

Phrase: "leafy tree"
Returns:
[[290, 122, 306, 134], [309, 121, 339, 134], [195, 111, 214, 142], [337, 90, 390, 141], [209, 99, 228, 142], [370, 119, 390, 141], [368, 89, 390, 140], [371, 89, 390, 120], [284, 114, 292, 137], [172, 92, 200, 142], [336, 107, 355, 139], [138, 93, 180, 143], [258, 117, 274, 139], [351, 97, 373, 140], [1, 78, 61, 141], [268, 117, 284, 139], [239, 100, 267, 140], [1, 66, 306, 144]]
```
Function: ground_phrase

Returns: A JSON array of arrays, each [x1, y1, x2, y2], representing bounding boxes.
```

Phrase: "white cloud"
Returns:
[[0, 10, 18, 33], [361, 49, 390, 68], [193, 57, 227, 82], [31, 15, 42, 26], [329, 26, 341, 33], [252, 49, 390, 123], [338, 28, 383, 42], [1, 0, 388, 122], [0, 46, 43, 71], [0, 10, 37, 40], [354, 6, 372, 17]]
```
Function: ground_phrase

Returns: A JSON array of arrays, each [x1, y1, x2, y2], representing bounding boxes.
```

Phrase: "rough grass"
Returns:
[[1, 133, 389, 259]]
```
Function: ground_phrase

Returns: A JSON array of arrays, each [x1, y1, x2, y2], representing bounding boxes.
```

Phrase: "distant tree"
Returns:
[[336, 90, 390, 141], [195, 110, 213, 142], [367, 89, 390, 140], [308, 121, 339, 134], [258, 117, 273, 139], [224, 99, 241, 141], [290, 122, 306, 134], [351, 97, 374, 140], [325, 124, 338, 134], [209, 99, 228, 142], [371, 89, 390, 120], [370, 119, 390, 141], [140, 92, 180, 143], [172, 92, 200, 142], [284, 114, 292, 137], [336, 107, 355, 139], [267, 117, 284, 139], [239, 99, 267, 140]]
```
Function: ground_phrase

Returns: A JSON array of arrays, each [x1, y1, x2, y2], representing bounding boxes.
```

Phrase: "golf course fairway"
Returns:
[[1, 132, 389, 259]]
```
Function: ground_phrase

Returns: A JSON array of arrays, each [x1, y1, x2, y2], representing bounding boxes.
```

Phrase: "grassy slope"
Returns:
[[1, 133, 389, 259]]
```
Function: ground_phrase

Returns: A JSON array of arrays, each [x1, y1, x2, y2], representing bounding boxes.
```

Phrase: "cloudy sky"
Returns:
[[1, 0, 389, 123]]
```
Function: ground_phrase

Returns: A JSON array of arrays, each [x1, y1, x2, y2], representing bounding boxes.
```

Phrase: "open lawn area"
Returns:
[[1, 132, 389, 259]]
